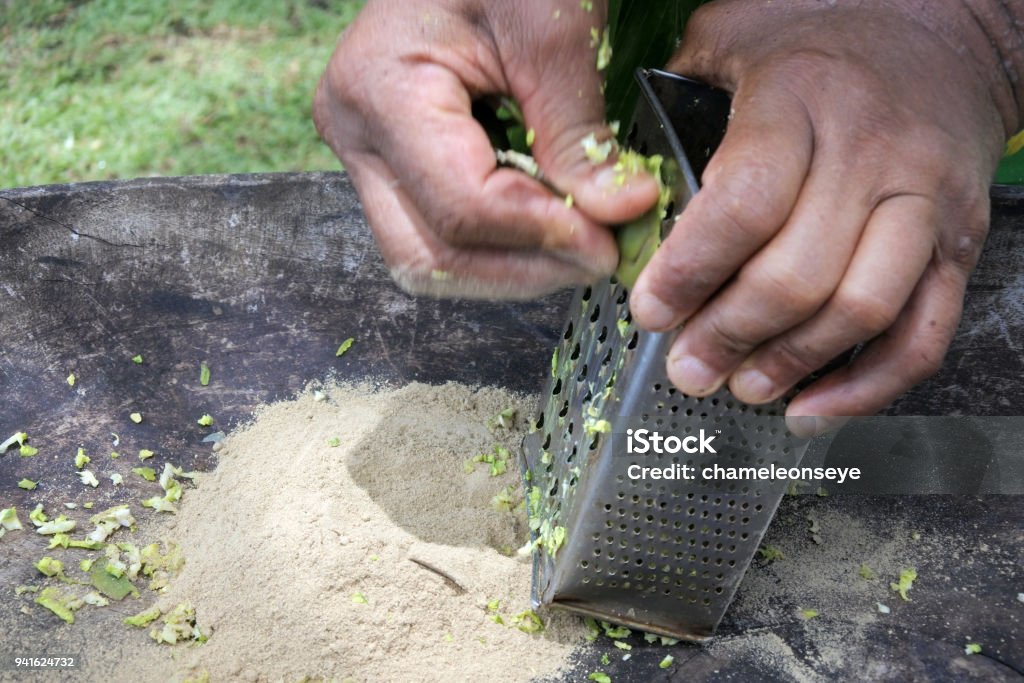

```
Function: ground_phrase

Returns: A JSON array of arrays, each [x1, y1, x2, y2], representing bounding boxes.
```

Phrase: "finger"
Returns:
[[731, 195, 937, 403], [630, 84, 814, 331], [373, 63, 618, 273], [666, 0, 777, 88], [785, 415, 851, 440], [785, 261, 967, 418], [347, 151, 603, 299], [495, 7, 660, 225], [663, 155, 877, 396]]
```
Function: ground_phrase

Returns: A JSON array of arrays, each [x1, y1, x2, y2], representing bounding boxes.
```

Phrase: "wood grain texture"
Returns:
[[0, 173, 1021, 681]]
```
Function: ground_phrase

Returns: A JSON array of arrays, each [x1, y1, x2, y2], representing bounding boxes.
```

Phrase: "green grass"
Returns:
[[2, 0, 1020, 190], [0, 0, 364, 189]]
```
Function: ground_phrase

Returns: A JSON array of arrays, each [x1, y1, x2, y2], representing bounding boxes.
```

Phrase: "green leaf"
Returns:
[[90, 559, 140, 600], [604, 0, 702, 130], [588, 673, 611, 683], [200, 362, 211, 386], [996, 149, 1024, 184], [18, 478, 37, 490], [197, 414, 214, 427], [132, 354, 144, 364]]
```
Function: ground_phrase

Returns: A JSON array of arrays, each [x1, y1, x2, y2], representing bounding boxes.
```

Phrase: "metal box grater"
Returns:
[[520, 70, 814, 641]]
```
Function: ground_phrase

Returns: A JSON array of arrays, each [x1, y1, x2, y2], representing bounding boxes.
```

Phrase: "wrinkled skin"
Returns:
[[315, 0, 1022, 425], [314, 0, 659, 299]]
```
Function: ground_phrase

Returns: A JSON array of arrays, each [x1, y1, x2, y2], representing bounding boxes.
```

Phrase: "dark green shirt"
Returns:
[[606, 1, 1022, 183]]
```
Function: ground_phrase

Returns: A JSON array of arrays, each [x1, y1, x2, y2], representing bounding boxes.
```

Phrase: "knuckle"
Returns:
[[681, 2, 730, 44], [833, 285, 902, 336], [902, 317, 958, 384], [767, 337, 819, 378], [701, 164, 790, 241], [704, 314, 758, 357], [751, 263, 829, 315], [942, 210, 990, 272], [907, 341, 947, 383], [431, 208, 478, 247]]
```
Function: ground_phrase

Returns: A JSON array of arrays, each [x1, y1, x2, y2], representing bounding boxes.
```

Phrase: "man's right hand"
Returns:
[[314, 0, 658, 299]]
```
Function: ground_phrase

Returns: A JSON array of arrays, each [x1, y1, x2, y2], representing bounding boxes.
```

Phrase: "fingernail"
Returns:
[[670, 355, 722, 396], [631, 292, 677, 330], [786, 416, 847, 439], [733, 368, 777, 403], [595, 166, 623, 192], [599, 163, 656, 193]]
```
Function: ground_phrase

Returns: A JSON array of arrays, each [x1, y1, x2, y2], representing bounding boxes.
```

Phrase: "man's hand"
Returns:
[[631, 0, 1023, 421], [314, 0, 657, 299]]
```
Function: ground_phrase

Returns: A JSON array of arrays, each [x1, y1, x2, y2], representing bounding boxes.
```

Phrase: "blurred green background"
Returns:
[[0, 0, 363, 189], [1, 0, 1020, 190]]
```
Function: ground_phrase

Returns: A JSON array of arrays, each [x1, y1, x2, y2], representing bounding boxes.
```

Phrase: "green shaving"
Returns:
[[35, 556, 65, 577], [35, 587, 83, 624], [890, 568, 917, 601], [133, 467, 157, 481], [614, 151, 670, 287], [150, 602, 207, 645], [125, 606, 162, 627], [335, 338, 354, 357], [511, 610, 544, 634]]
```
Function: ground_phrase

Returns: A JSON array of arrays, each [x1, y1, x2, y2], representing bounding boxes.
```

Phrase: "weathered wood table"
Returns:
[[1, 173, 1021, 681]]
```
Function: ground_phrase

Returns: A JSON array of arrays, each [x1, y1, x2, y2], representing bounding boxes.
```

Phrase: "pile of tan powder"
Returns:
[[155, 381, 585, 682]]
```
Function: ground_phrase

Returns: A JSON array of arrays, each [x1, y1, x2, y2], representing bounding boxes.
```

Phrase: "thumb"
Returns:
[[513, 25, 660, 225]]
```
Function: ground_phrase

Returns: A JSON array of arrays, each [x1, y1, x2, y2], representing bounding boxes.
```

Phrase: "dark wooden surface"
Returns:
[[0, 173, 1022, 681]]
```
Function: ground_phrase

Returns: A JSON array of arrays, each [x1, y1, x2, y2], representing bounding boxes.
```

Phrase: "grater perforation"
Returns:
[[520, 70, 815, 641]]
